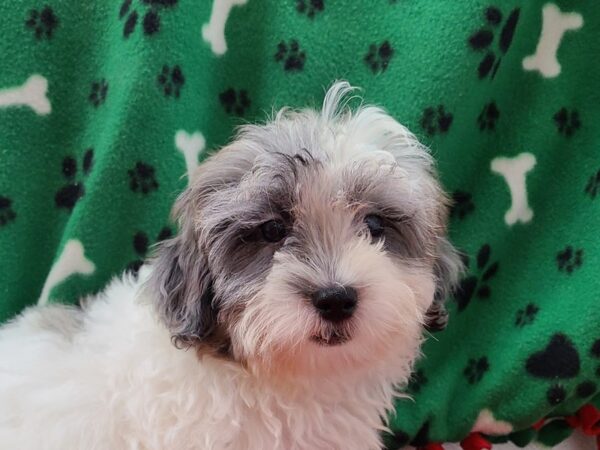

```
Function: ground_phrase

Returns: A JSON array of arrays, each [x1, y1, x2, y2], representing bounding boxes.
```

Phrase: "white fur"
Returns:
[[0, 270, 420, 450]]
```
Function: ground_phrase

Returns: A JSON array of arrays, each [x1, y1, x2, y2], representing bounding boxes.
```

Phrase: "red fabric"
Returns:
[[565, 404, 600, 436], [577, 404, 600, 436], [532, 419, 545, 430], [417, 443, 444, 450], [460, 433, 492, 450]]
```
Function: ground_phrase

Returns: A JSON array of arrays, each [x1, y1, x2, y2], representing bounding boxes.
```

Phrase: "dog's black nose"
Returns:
[[311, 286, 358, 322]]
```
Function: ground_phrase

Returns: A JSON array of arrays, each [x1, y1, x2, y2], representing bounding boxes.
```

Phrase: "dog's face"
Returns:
[[150, 83, 461, 380]]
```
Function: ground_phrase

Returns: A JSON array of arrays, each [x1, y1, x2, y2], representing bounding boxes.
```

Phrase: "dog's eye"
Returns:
[[260, 220, 287, 243], [364, 214, 385, 238]]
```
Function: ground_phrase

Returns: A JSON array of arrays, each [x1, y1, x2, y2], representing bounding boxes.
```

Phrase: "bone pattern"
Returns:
[[491, 153, 537, 226], [0, 75, 51, 115], [523, 4, 583, 78], [202, 0, 249, 56]]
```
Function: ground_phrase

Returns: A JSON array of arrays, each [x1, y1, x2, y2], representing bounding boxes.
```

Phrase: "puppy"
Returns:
[[0, 82, 461, 450]]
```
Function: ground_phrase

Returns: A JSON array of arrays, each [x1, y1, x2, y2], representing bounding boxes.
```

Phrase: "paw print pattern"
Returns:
[[468, 6, 520, 79], [407, 369, 428, 394], [25, 6, 59, 40], [89, 79, 108, 107], [526, 333, 581, 406], [526, 333, 580, 379], [219, 88, 251, 116], [119, 0, 178, 38], [585, 169, 600, 199], [547, 384, 567, 405], [451, 191, 475, 219], [576, 381, 597, 399], [55, 149, 94, 211], [275, 40, 306, 72], [0, 196, 16, 227], [591, 339, 600, 379], [420, 105, 453, 136], [556, 246, 583, 273], [553, 108, 581, 137], [127, 227, 172, 275], [477, 102, 500, 131], [364, 41, 394, 74], [454, 244, 499, 311], [296, 0, 324, 18], [516, 303, 539, 327], [128, 162, 159, 194], [464, 357, 489, 384], [157, 65, 185, 98]]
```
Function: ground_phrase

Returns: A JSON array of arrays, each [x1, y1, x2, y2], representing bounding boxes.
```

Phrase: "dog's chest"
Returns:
[[155, 358, 386, 450]]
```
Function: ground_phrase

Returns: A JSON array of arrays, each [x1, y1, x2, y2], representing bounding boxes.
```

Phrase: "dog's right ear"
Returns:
[[149, 145, 260, 348], [151, 223, 217, 348], [150, 189, 217, 347]]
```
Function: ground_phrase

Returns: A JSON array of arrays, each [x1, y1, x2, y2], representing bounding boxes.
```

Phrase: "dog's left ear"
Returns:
[[425, 237, 463, 332]]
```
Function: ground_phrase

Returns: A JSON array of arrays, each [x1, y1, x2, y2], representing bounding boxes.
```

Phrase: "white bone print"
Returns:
[[0, 75, 51, 115], [491, 153, 536, 226], [202, 0, 248, 56], [38, 240, 95, 305], [175, 130, 206, 184], [522, 4, 583, 78]]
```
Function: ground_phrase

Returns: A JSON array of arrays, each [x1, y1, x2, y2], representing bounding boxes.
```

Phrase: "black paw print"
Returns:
[[119, 0, 178, 38], [55, 149, 94, 211], [556, 246, 583, 274], [407, 369, 428, 394], [275, 40, 306, 72], [464, 357, 489, 384], [591, 339, 600, 379], [516, 303, 539, 327], [89, 79, 108, 107], [219, 88, 251, 116], [585, 169, 600, 199], [364, 41, 394, 74], [157, 65, 184, 98], [576, 381, 597, 399], [25, 6, 59, 40], [477, 102, 500, 131], [420, 105, 453, 136], [468, 6, 520, 79], [296, 0, 324, 18], [591, 339, 600, 358], [547, 384, 566, 405], [454, 244, 499, 311], [553, 108, 581, 137], [127, 226, 172, 275], [526, 333, 581, 406], [526, 333, 580, 379], [451, 191, 475, 219], [0, 196, 16, 227], [128, 162, 159, 194]]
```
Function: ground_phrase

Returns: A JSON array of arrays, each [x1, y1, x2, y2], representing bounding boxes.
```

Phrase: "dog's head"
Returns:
[[149, 82, 462, 380]]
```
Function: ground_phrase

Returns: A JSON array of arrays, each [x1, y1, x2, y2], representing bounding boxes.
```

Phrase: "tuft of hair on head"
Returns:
[[321, 80, 361, 122]]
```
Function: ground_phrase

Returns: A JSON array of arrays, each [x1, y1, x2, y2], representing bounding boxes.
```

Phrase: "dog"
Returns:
[[0, 82, 462, 450]]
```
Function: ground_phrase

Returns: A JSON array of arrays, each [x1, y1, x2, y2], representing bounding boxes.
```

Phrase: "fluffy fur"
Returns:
[[0, 82, 462, 450]]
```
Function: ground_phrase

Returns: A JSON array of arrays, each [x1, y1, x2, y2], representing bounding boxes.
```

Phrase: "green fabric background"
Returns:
[[0, 0, 599, 447]]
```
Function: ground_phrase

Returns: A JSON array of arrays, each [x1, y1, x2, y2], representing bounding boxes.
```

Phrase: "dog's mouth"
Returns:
[[311, 329, 351, 346]]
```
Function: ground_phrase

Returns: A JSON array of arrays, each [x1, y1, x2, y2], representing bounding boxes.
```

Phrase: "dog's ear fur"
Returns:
[[149, 146, 258, 348], [425, 237, 463, 332], [150, 189, 217, 348]]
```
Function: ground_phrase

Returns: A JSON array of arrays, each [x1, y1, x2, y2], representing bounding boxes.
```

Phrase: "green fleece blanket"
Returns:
[[1, 0, 599, 447]]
